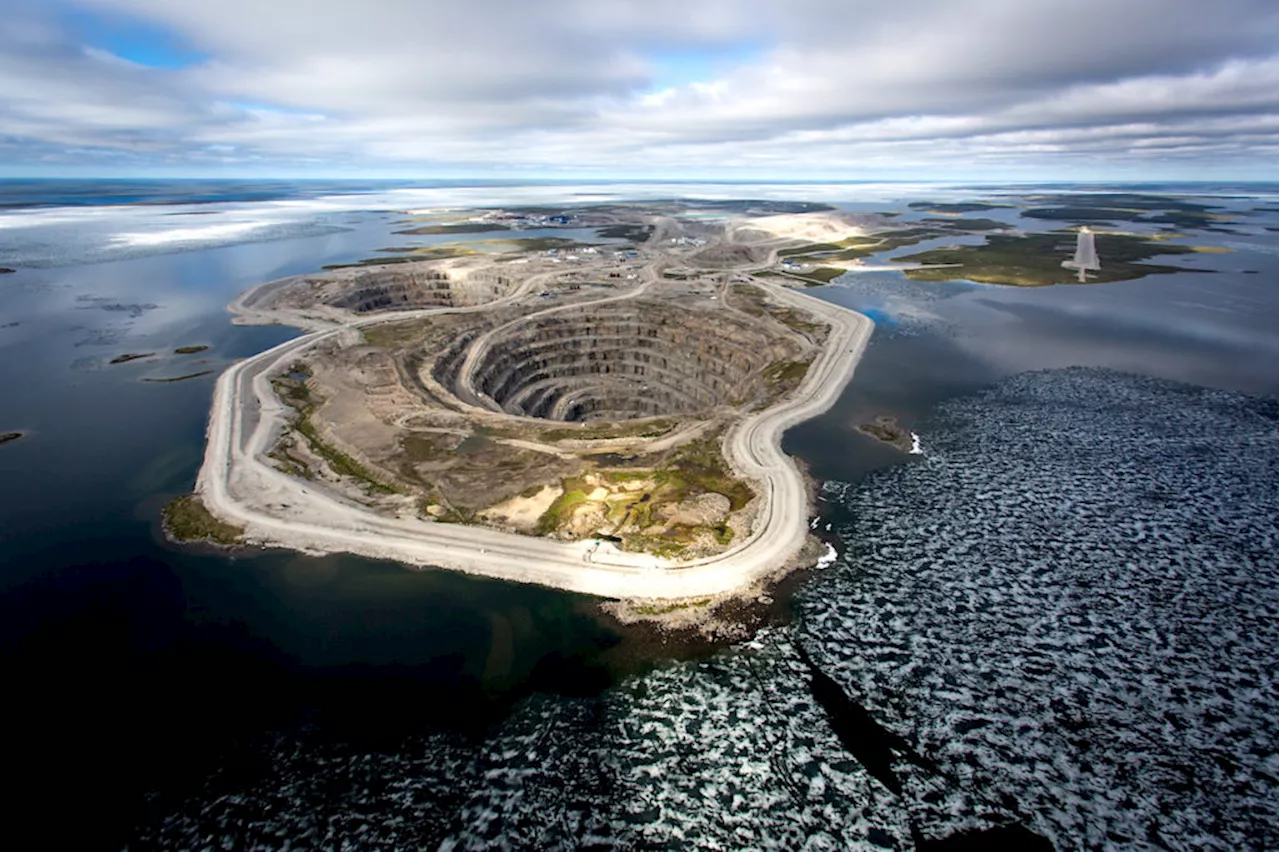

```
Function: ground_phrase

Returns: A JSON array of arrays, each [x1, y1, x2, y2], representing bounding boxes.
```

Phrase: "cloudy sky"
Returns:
[[1, 0, 1276, 180]]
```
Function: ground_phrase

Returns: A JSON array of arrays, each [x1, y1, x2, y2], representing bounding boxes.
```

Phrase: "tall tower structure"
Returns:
[[1062, 226, 1100, 283]]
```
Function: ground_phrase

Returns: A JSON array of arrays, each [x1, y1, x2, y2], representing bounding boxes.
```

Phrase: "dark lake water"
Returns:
[[0, 179, 1274, 847]]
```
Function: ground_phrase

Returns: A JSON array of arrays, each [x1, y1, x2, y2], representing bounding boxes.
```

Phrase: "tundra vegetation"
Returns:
[[896, 231, 1199, 286], [162, 494, 243, 545]]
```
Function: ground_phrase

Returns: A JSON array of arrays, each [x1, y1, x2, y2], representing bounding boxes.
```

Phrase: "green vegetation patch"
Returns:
[[763, 359, 812, 390], [295, 418, 398, 495], [837, 229, 940, 257], [1021, 207, 1127, 224], [0, 431, 23, 445], [402, 433, 453, 462], [778, 243, 840, 258], [772, 309, 826, 337], [162, 494, 243, 546], [919, 217, 1009, 231], [271, 366, 314, 407], [657, 432, 754, 511], [323, 258, 415, 270], [632, 598, 713, 616], [908, 201, 1013, 214], [361, 318, 434, 349], [856, 416, 913, 452], [621, 534, 689, 560], [454, 430, 494, 455], [526, 431, 754, 553], [534, 479, 590, 535], [1142, 211, 1241, 229], [781, 229, 943, 268], [270, 369, 398, 496], [267, 440, 312, 480], [393, 222, 510, 235], [490, 237, 597, 252], [174, 345, 208, 355], [539, 418, 675, 442], [897, 232, 1198, 287], [728, 283, 767, 315], [436, 506, 480, 524], [401, 246, 481, 259], [778, 266, 846, 285], [322, 246, 474, 269], [110, 352, 155, 364], [728, 285, 827, 339]]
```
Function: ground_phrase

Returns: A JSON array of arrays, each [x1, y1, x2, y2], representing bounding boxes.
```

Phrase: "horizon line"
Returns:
[[2, 175, 1278, 184]]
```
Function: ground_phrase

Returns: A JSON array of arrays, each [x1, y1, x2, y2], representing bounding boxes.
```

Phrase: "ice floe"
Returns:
[[801, 367, 1278, 850]]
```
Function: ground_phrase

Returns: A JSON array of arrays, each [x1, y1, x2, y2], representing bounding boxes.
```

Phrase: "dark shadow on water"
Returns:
[[0, 546, 623, 848], [917, 824, 1054, 851], [1, 557, 297, 846], [796, 643, 912, 794], [796, 645, 1054, 851]]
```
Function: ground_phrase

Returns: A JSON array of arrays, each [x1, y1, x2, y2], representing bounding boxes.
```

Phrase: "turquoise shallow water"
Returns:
[[0, 180, 1274, 847]]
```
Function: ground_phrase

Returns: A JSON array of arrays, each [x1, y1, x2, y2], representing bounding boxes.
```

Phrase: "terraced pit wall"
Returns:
[[444, 301, 805, 423]]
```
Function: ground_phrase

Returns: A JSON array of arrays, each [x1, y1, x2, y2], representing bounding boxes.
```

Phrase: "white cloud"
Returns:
[[0, 0, 1274, 177]]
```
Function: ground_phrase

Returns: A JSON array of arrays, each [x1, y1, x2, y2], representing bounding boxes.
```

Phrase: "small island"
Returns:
[[174, 345, 209, 355], [0, 431, 24, 445], [907, 201, 1012, 215], [393, 222, 511, 236], [855, 415, 914, 452], [110, 352, 156, 364]]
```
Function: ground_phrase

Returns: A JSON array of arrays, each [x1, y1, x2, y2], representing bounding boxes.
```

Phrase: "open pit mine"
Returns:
[[190, 204, 876, 599]]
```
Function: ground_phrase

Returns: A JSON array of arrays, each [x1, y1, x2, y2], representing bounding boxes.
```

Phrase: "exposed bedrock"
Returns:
[[443, 302, 802, 422], [325, 269, 509, 314]]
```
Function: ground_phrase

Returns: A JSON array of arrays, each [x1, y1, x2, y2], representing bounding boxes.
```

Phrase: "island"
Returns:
[[110, 352, 156, 364], [183, 202, 876, 599], [896, 231, 1200, 286], [855, 415, 915, 452]]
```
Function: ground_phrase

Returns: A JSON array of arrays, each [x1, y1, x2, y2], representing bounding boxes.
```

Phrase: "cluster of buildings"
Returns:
[[474, 211, 578, 228], [543, 247, 643, 264]]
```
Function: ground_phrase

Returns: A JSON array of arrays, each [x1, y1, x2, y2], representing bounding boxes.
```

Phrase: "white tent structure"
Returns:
[[1062, 226, 1101, 282]]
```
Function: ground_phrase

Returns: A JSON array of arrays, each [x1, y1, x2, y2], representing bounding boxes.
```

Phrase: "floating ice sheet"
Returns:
[[802, 367, 1279, 850]]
